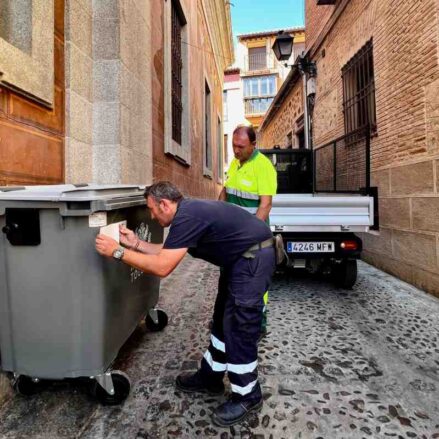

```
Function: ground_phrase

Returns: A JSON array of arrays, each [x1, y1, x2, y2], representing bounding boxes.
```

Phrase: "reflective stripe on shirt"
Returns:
[[226, 187, 260, 201]]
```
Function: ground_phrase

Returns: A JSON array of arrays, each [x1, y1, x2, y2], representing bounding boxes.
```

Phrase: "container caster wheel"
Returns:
[[145, 308, 168, 332], [91, 371, 130, 406], [13, 375, 43, 396]]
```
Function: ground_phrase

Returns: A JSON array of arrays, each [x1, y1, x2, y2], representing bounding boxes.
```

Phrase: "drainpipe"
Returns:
[[301, 69, 310, 149], [299, 56, 317, 151]]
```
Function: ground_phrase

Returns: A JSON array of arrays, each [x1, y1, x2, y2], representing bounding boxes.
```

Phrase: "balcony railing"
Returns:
[[244, 97, 274, 115], [243, 53, 276, 73]]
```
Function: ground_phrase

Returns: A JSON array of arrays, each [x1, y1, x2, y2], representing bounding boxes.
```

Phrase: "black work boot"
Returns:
[[211, 397, 263, 427], [175, 370, 224, 396]]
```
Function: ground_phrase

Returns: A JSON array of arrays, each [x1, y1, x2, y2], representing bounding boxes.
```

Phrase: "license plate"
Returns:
[[287, 241, 335, 253]]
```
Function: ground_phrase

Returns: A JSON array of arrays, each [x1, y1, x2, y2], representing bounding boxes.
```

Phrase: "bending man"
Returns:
[[95, 181, 275, 427]]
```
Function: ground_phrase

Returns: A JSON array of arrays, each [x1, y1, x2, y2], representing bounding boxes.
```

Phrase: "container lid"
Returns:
[[0, 184, 147, 202]]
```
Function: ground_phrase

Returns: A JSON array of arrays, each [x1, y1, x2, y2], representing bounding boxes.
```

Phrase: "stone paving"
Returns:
[[0, 258, 438, 438]]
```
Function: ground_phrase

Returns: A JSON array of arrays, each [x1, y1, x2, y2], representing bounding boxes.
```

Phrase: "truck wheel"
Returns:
[[145, 309, 168, 332], [333, 259, 357, 289], [91, 371, 131, 405]]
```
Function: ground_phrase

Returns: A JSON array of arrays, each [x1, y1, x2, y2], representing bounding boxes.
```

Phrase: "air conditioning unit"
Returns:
[[317, 0, 336, 5]]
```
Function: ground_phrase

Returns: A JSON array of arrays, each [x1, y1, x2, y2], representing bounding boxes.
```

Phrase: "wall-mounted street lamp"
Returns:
[[272, 31, 294, 62], [272, 30, 317, 75], [272, 30, 317, 150]]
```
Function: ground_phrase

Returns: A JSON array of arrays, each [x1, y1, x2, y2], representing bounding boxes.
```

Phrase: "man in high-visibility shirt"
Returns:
[[219, 125, 277, 338]]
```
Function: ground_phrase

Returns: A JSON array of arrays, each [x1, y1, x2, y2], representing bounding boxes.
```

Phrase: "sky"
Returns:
[[230, 0, 305, 37]]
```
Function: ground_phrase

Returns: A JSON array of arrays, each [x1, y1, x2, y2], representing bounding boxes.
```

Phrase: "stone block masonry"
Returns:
[[306, 0, 439, 297]]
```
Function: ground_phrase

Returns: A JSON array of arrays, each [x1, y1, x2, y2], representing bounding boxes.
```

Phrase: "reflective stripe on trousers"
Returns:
[[200, 248, 275, 400]]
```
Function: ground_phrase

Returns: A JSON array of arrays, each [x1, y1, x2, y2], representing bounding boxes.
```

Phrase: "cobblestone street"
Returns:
[[0, 257, 438, 439]]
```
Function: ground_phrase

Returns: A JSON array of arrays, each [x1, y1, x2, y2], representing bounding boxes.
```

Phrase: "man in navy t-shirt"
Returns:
[[95, 181, 275, 427]]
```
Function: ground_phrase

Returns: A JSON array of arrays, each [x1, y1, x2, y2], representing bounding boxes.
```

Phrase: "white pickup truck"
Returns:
[[261, 131, 377, 289]]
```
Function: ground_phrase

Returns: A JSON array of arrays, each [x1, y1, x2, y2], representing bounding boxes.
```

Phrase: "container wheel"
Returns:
[[145, 309, 168, 332], [91, 371, 131, 406], [333, 259, 358, 289], [13, 375, 42, 396]]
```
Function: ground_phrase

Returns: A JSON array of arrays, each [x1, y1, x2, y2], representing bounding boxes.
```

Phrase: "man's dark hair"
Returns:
[[233, 125, 256, 144], [144, 181, 183, 203]]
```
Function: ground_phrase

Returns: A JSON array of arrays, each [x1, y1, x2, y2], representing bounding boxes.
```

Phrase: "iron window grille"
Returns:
[[217, 117, 223, 182], [342, 40, 376, 136], [205, 81, 212, 171], [248, 47, 267, 70], [171, 0, 184, 145]]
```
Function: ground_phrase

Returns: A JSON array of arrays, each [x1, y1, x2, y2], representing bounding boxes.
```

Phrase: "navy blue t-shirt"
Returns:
[[163, 198, 272, 267]]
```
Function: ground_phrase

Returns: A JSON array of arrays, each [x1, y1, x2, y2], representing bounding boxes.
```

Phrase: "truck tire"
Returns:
[[333, 259, 357, 289]]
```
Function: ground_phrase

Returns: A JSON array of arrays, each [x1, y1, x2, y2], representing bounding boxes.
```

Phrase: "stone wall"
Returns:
[[307, 0, 439, 297], [65, 0, 153, 185], [258, 78, 303, 149], [65, 0, 93, 182]]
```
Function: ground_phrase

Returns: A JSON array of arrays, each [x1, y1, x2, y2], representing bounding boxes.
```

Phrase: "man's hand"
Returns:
[[120, 225, 138, 249], [96, 234, 119, 257], [256, 195, 273, 222]]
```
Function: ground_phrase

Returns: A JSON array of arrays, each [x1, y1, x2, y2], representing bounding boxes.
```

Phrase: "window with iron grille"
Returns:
[[248, 46, 267, 70], [204, 80, 212, 175], [171, 0, 184, 145], [342, 40, 376, 135], [217, 116, 223, 183]]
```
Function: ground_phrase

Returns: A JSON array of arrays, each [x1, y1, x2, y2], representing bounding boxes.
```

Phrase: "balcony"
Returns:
[[244, 97, 274, 116], [242, 53, 277, 75]]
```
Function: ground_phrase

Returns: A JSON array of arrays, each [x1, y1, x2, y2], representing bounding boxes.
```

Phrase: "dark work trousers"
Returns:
[[200, 247, 276, 402]]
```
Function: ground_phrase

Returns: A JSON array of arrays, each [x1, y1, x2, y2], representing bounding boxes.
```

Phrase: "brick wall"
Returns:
[[151, 0, 227, 199], [258, 79, 304, 148], [309, 0, 439, 297], [305, 0, 334, 50]]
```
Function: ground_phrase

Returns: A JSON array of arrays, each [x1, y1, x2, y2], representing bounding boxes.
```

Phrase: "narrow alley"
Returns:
[[0, 257, 437, 438]]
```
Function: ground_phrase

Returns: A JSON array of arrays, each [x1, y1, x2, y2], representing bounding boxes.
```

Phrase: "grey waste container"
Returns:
[[0, 184, 167, 404]]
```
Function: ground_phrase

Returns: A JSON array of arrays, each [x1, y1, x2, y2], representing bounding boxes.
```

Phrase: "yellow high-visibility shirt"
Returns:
[[225, 150, 277, 212]]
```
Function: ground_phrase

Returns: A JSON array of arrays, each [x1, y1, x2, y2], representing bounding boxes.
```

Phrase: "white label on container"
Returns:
[[89, 212, 107, 227], [100, 220, 127, 243]]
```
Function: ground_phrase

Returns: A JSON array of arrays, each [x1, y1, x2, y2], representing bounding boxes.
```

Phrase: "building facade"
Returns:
[[222, 28, 305, 169], [223, 67, 245, 170], [0, 0, 233, 403], [259, 0, 439, 298], [236, 28, 305, 131], [258, 68, 305, 149], [0, 0, 233, 195]]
